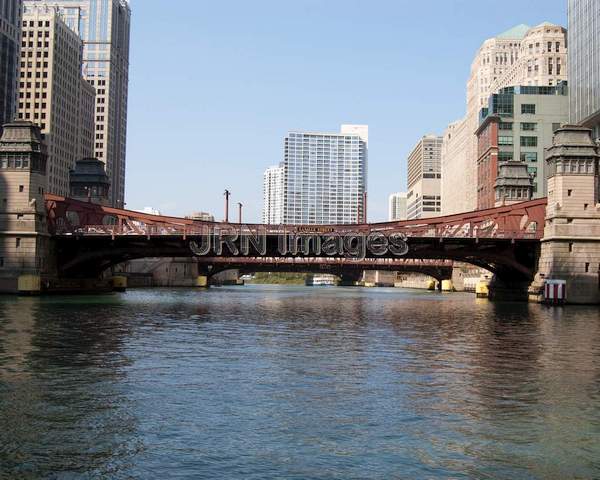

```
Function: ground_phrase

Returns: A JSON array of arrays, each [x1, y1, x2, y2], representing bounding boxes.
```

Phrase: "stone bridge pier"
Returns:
[[529, 125, 600, 304]]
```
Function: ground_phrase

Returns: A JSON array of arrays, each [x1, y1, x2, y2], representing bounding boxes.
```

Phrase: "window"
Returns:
[[498, 136, 513, 146], [498, 151, 513, 161], [499, 122, 513, 130], [16, 238, 21, 248], [18, 185, 24, 192], [521, 136, 538, 147], [521, 152, 538, 162], [521, 104, 536, 114], [521, 122, 537, 131]]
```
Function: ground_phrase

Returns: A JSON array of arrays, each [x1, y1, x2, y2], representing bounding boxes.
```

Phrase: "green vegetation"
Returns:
[[247, 272, 307, 285]]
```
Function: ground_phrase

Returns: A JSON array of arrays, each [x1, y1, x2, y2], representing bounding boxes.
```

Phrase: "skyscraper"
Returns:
[[18, 4, 95, 196], [0, 0, 22, 127], [24, 0, 131, 207], [441, 23, 567, 215], [281, 125, 367, 225], [263, 165, 284, 224], [388, 192, 407, 221], [406, 135, 442, 220], [568, 0, 600, 137]]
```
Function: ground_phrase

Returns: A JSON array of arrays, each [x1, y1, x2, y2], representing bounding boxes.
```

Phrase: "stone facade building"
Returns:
[[493, 161, 534, 207], [442, 23, 567, 215], [24, 0, 131, 208], [17, 4, 95, 197], [69, 157, 110, 205], [490, 23, 568, 93], [0, 120, 49, 292], [532, 125, 600, 304]]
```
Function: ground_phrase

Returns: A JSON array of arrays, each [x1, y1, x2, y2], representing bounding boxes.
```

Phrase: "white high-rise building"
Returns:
[[24, 0, 131, 208], [280, 124, 368, 225], [406, 135, 443, 220], [388, 192, 407, 221], [441, 23, 568, 215], [262, 165, 284, 224]]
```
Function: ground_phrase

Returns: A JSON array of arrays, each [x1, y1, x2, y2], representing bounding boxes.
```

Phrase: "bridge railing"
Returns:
[[47, 195, 547, 240], [54, 224, 540, 240], [195, 257, 455, 266]]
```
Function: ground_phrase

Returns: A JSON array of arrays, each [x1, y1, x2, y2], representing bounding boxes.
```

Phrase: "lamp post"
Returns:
[[238, 202, 243, 224], [224, 189, 231, 223]]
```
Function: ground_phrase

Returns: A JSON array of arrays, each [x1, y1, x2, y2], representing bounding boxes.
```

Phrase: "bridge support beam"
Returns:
[[18, 275, 42, 296], [338, 272, 362, 287], [110, 276, 127, 292], [488, 277, 531, 302]]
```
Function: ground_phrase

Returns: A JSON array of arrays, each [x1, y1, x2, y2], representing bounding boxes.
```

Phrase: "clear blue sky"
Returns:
[[125, 0, 567, 222]]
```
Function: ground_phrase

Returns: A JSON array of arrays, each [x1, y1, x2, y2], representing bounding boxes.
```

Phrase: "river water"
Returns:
[[0, 286, 599, 479]]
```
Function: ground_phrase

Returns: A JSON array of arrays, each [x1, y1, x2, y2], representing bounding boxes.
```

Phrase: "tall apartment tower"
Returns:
[[281, 125, 368, 225], [25, 0, 131, 207], [406, 135, 442, 220], [17, 4, 95, 197], [442, 23, 568, 215], [0, 0, 22, 127], [263, 164, 284, 224], [388, 192, 407, 221], [568, 0, 600, 137]]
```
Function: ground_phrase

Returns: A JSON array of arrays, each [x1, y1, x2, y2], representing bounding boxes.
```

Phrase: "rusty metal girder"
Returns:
[[45, 194, 547, 240]]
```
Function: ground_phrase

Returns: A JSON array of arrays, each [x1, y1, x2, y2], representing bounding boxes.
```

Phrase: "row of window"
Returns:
[[497, 151, 539, 163], [498, 136, 538, 147], [23, 21, 51, 28], [0, 156, 46, 171]]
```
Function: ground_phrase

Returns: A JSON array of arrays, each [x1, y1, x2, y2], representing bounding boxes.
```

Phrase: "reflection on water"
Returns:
[[0, 286, 599, 479]]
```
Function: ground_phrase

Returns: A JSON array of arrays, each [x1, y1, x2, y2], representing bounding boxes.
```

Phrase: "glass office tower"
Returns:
[[24, 0, 130, 207], [0, 0, 22, 127], [568, 0, 600, 137]]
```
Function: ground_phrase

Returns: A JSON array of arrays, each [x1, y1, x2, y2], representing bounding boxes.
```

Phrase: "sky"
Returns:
[[125, 0, 567, 222]]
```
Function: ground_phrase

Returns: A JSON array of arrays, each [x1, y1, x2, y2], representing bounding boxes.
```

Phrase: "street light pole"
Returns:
[[224, 189, 231, 223], [238, 202, 243, 224]]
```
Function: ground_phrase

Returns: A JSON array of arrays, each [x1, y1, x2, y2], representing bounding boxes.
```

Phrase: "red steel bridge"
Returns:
[[45, 194, 547, 286]]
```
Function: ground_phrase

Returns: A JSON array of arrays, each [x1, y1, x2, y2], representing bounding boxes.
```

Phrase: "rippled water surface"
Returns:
[[1, 285, 600, 479]]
